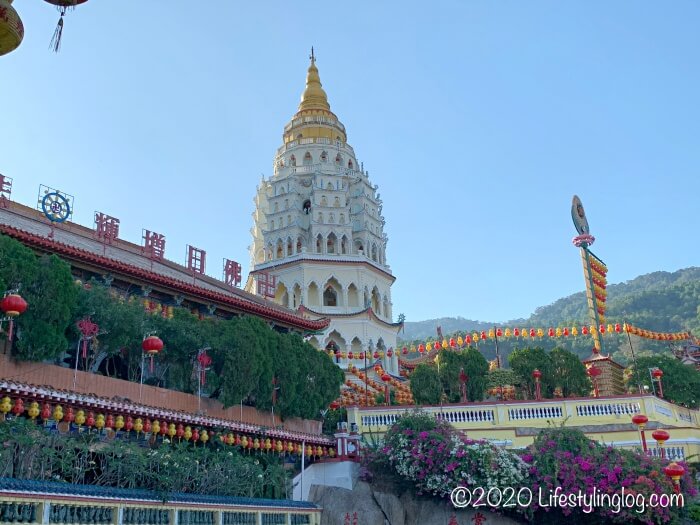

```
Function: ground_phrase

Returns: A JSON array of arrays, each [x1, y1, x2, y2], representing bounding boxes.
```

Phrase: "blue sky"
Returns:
[[2, 2, 698, 324]]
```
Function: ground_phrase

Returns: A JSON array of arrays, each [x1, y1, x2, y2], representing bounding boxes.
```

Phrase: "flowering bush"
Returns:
[[523, 427, 698, 524], [370, 413, 698, 524], [379, 412, 529, 500]]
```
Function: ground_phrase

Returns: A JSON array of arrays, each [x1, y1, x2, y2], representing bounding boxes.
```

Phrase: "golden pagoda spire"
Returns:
[[298, 47, 331, 112]]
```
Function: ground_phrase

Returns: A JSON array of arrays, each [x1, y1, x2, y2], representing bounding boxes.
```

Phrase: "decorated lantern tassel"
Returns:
[[50, 8, 66, 53]]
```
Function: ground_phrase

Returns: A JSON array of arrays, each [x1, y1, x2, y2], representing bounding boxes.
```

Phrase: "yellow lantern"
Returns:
[[275, 440, 283, 453], [75, 410, 86, 426], [329, 448, 336, 457], [316, 446, 323, 456], [555, 327, 562, 337], [457, 336, 464, 346], [241, 436, 249, 448], [200, 430, 209, 443], [253, 438, 260, 451], [115, 415, 124, 431], [134, 418, 143, 434], [572, 327, 579, 336], [306, 445, 313, 457], [264, 438, 272, 452], [226, 433, 234, 445], [488, 329, 495, 339], [409, 344, 416, 353], [607, 324, 613, 334], [426, 342, 432, 351], [152, 420, 161, 435], [0, 397, 11, 415], [286, 441, 294, 454], [0, 0, 24, 57], [28, 402, 40, 419], [95, 414, 105, 430], [441, 339, 448, 349], [52, 405, 64, 423], [537, 328, 544, 338], [183, 425, 192, 441]]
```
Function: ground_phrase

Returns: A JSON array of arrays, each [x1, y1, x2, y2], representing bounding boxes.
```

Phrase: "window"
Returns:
[[290, 155, 296, 167]]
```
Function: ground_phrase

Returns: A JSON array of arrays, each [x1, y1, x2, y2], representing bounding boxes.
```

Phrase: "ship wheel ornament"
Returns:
[[44, 0, 88, 52], [41, 192, 71, 223]]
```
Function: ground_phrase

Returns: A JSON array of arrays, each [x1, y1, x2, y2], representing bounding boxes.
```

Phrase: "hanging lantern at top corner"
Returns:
[[43, 0, 88, 53], [0, 0, 24, 57]]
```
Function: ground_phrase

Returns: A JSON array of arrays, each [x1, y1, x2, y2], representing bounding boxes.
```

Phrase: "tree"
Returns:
[[549, 347, 589, 397], [631, 354, 700, 408], [508, 347, 553, 398], [486, 369, 523, 392], [436, 348, 489, 402], [409, 364, 442, 405]]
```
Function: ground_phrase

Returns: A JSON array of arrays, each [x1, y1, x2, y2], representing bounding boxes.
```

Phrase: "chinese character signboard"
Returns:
[[223, 259, 242, 287], [143, 230, 166, 260], [256, 272, 276, 299]]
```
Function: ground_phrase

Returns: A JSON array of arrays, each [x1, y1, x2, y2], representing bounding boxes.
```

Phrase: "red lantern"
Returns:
[[663, 462, 685, 494], [192, 428, 199, 442], [496, 328, 503, 337], [373, 351, 379, 359], [402, 346, 408, 355], [1, 293, 27, 346], [582, 326, 589, 335], [513, 328, 520, 337], [632, 414, 648, 427], [11, 398, 24, 416], [547, 328, 554, 337], [563, 327, 569, 337], [64, 407, 75, 423], [387, 349, 393, 357], [465, 335, 472, 344], [614, 323, 621, 333], [418, 344, 425, 354], [480, 331, 487, 340], [381, 373, 391, 382], [449, 338, 456, 348], [125, 416, 134, 432], [529, 328, 536, 338], [105, 414, 114, 429], [41, 403, 52, 422], [532, 369, 542, 379], [176, 424, 185, 439], [329, 401, 340, 410], [143, 419, 151, 434], [652, 369, 663, 379], [599, 324, 606, 334], [652, 429, 669, 444], [142, 335, 164, 372], [86, 411, 95, 427], [1, 294, 27, 317]]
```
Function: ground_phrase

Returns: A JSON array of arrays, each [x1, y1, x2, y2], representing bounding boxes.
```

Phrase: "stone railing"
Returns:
[[351, 395, 700, 433], [0, 478, 319, 525]]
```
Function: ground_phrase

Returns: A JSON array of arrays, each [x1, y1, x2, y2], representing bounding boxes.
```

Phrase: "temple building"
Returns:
[[247, 52, 401, 374]]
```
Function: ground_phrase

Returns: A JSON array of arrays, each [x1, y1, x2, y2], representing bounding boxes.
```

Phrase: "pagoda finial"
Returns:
[[298, 48, 330, 112]]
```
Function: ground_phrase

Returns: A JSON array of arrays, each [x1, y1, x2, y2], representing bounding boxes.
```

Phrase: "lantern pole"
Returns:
[[300, 438, 306, 501], [493, 326, 501, 369], [624, 319, 643, 394], [139, 353, 145, 402], [73, 336, 82, 390], [647, 368, 658, 397]]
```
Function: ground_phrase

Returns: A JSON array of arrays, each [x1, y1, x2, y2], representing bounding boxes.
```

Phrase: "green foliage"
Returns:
[[436, 348, 489, 402], [409, 364, 442, 405], [486, 368, 523, 389], [0, 418, 287, 500], [549, 347, 590, 397], [508, 346, 589, 398], [631, 353, 700, 408]]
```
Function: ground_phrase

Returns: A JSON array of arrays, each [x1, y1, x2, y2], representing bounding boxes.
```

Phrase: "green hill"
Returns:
[[400, 267, 700, 364]]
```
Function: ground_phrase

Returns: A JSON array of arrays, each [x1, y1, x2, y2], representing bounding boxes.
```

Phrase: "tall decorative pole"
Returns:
[[571, 195, 605, 353], [632, 414, 649, 454], [532, 369, 542, 400]]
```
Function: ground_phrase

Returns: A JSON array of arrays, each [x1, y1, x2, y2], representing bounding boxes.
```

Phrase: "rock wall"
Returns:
[[309, 482, 523, 525]]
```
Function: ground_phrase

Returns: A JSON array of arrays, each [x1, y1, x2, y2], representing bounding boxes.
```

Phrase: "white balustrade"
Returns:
[[575, 402, 641, 417], [508, 406, 564, 421]]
